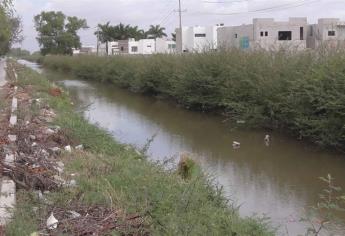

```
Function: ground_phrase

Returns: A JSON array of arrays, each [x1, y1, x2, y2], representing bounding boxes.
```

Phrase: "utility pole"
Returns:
[[178, 0, 183, 53], [96, 26, 99, 56]]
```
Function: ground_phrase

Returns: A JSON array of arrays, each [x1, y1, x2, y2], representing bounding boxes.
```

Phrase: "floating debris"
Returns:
[[264, 134, 270, 146], [232, 141, 241, 149]]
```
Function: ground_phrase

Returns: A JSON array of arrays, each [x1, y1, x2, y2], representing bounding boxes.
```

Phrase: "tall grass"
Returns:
[[41, 49, 345, 151]]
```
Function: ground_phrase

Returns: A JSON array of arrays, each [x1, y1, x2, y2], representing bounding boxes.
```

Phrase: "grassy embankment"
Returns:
[[39, 49, 345, 151], [6, 62, 273, 235]]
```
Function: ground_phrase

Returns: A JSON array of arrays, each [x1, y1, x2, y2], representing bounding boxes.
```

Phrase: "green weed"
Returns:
[[40, 49, 345, 151]]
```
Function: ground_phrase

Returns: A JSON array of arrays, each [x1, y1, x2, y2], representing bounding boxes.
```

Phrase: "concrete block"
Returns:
[[0, 179, 16, 225], [8, 135, 16, 142], [11, 97, 17, 113], [9, 115, 17, 126], [4, 154, 14, 166]]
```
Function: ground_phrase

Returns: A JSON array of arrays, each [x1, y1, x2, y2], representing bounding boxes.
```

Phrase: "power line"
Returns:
[[159, 10, 175, 26], [195, 0, 320, 15], [178, 0, 183, 53], [202, 0, 248, 3]]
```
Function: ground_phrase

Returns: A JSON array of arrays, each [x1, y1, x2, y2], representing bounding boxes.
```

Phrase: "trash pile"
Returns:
[[0, 81, 77, 191], [38, 204, 147, 236], [2, 105, 76, 191]]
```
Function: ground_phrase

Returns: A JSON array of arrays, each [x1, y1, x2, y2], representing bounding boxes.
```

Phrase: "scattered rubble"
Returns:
[[40, 204, 147, 235]]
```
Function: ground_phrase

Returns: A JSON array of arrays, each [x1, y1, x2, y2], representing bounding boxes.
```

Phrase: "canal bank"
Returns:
[[19, 59, 345, 235], [6, 61, 274, 235]]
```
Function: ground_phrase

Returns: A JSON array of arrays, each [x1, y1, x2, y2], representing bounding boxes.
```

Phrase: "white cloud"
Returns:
[[13, 0, 345, 52]]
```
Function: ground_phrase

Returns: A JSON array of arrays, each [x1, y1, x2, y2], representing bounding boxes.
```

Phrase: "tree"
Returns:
[[95, 22, 146, 51], [95, 22, 113, 55], [34, 11, 88, 55], [146, 25, 167, 39], [171, 33, 176, 42], [0, 0, 23, 55]]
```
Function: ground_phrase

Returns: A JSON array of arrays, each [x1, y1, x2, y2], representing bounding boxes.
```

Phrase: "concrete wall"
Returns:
[[218, 24, 254, 49], [138, 39, 155, 54], [128, 39, 139, 54], [176, 26, 220, 53], [307, 18, 345, 49], [253, 17, 307, 50], [156, 38, 176, 54], [218, 18, 307, 51], [118, 40, 129, 54]]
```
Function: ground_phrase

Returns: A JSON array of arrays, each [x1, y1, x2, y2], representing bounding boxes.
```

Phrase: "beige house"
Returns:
[[307, 18, 345, 49], [218, 18, 308, 51]]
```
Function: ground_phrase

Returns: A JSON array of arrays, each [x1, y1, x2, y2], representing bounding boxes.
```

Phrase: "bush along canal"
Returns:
[[3, 61, 278, 235], [19, 54, 345, 235]]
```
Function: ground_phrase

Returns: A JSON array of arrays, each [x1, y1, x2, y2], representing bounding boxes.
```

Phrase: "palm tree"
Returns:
[[171, 33, 176, 41], [146, 25, 167, 39], [128, 25, 145, 40], [95, 22, 113, 55]]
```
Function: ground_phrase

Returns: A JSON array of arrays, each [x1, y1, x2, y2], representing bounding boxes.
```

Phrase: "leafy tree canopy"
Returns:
[[0, 0, 23, 55], [34, 11, 88, 55]]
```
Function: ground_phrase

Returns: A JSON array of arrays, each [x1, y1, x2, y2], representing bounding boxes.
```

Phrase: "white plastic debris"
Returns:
[[264, 134, 270, 146], [31, 142, 38, 147], [56, 161, 65, 174], [56, 161, 64, 168], [50, 147, 61, 154], [29, 135, 36, 140], [44, 128, 55, 135], [66, 179, 77, 187], [53, 125, 61, 131], [236, 120, 246, 124], [68, 210, 81, 219], [232, 141, 241, 149], [41, 149, 49, 157], [35, 190, 44, 201], [64, 145, 72, 153], [75, 144, 83, 150], [46, 212, 58, 230]]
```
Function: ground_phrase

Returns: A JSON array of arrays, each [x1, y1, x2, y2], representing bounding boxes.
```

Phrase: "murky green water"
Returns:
[[20, 60, 345, 235]]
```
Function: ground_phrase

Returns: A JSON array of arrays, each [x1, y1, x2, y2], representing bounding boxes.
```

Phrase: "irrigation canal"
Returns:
[[19, 59, 345, 235]]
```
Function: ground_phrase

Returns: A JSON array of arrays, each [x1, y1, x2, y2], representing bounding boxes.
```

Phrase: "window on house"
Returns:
[[168, 44, 176, 49], [147, 45, 152, 48], [278, 31, 292, 40], [328, 30, 336, 36], [300, 27, 304, 40], [131, 46, 138, 52], [265, 31, 268, 36], [195, 33, 206, 37], [120, 46, 124, 51], [235, 33, 238, 38], [240, 36, 250, 49], [310, 26, 313, 36], [260, 31, 264, 37]]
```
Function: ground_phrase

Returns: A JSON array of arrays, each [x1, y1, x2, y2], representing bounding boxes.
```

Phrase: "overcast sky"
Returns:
[[14, 0, 345, 52]]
